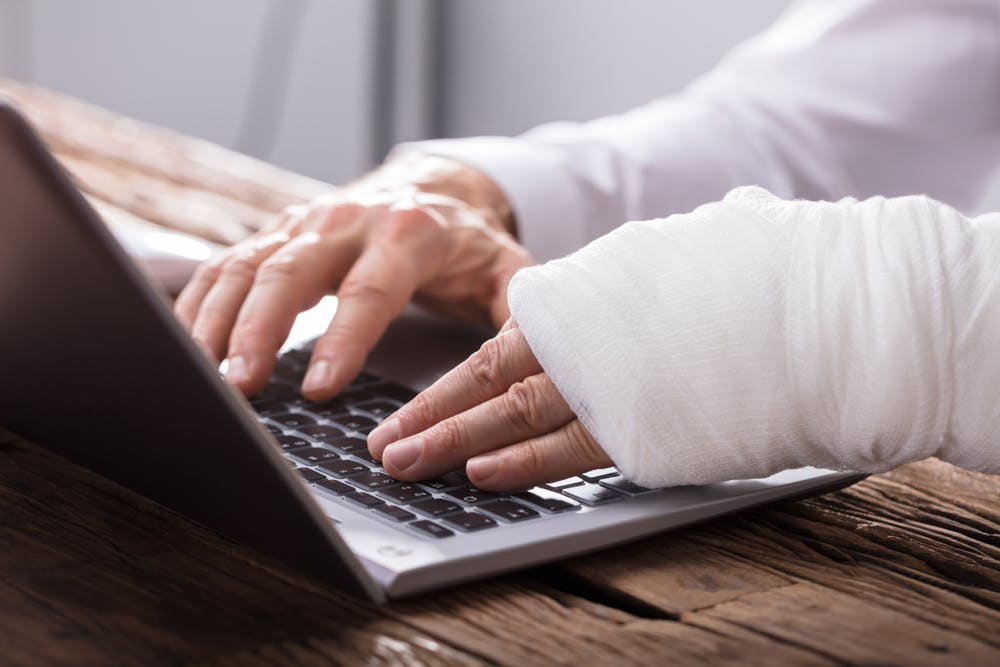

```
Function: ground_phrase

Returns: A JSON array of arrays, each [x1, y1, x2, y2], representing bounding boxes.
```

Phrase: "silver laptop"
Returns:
[[0, 102, 863, 601]]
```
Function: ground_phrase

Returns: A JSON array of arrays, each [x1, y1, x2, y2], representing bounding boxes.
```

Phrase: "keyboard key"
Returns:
[[264, 423, 283, 436], [544, 476, 585, 490], [445, 485, 501, 505], [296, 467, 326, 483], [315, 478, 354, 495], [318, 459, 368, 477], [562, 483, 623, 505], [599, 475, 656, 495], [419, 471, 468, 491], [275, 434, 311, 451], [480, 499, 539, 522], [304, 399, 351, 420], [513, 491, 578, 513], [373, 505, 417, 522], [351, 471, 400, 490], [298, 424, 345, 441], [380, 484, 432, 504], [334, 414, 379, 434], [268, 412, 316, 430], [411, 520, 454, 538], [350, 448, 381, 465], [326, 436, 368, 454], [579, 467, 619, 481], [343, 491, 384, 508], [355, 400, 399, 420], [412, 498, 464, 517], [443, 512, 498, 532], [289, 447, 341, 464]]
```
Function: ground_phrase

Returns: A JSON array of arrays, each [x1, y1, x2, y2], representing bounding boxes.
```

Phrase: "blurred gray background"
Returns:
[[2, 0, 996, 209]]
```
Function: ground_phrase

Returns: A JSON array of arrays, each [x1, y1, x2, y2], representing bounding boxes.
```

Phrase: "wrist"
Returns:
[[366, 153, 517, 237]]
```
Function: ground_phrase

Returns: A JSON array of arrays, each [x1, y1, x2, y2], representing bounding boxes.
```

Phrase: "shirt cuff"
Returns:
[[393, 136, 589, 262]]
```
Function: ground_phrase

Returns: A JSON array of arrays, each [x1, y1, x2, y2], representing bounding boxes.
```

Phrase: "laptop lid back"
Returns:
[[0, 102, 381, 600]]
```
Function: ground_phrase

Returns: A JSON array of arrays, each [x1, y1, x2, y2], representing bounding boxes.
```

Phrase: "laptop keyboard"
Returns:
[[251, 348, 662, 539]]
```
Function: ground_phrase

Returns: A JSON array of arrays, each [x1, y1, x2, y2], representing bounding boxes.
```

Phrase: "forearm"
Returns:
[[402, 0, 1000, 262], [508, 188, 1000, 486]]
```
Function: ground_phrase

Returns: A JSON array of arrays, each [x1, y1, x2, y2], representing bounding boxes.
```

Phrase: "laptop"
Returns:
[[0, 101, 863, 601]]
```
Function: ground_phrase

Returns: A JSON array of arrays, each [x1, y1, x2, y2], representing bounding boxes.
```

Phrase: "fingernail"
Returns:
[[467, 455, 499, 483], [302, 359, 333, 395], [226, 356, 250, 386], [384, 437, 422, 472], [367, 417, 401, 457]]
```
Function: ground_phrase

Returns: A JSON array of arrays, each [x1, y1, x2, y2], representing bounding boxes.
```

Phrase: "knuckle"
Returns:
[[380, 208, 437, 243], [397, 394, 435, 433], [504, 379, 542, 431], [430, 418, 468, 459], [313, 202, 364, 234], [337, 278, 393, 305], [219, 254, 258, 280], [466, 337, 506, 394], [511, 441, 547, 478], [255, 254, 300, 284]]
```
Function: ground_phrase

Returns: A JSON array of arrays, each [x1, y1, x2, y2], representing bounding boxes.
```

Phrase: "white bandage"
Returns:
[[508, 187, 1000, 487]]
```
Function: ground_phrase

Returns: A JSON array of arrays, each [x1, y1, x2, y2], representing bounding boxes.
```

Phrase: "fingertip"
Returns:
[[367, 416, 401, 457], [466, 455, 500, 487]]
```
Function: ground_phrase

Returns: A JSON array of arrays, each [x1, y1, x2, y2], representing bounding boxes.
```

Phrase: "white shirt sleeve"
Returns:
[[507, 187, 1000, 487], [398, 0, 1000, 262]]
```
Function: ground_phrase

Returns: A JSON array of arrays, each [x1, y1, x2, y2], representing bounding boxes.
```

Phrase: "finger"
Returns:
[[175, 205, 308, 333], [465, 420, 613, 491], [301, 207, 446, 401], [187, 233, 289, 361], [225, 232, 359, 395], [367, 322, 540, 453], [380, 373, 574, 479]]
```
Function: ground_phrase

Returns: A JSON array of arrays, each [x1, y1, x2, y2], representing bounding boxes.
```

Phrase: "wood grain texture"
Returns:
[[1, 82, 999, 666]]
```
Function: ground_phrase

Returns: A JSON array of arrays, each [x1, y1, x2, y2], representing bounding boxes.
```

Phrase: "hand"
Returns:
[[367, 320, 613, 490], [174, 154, 533, 400]]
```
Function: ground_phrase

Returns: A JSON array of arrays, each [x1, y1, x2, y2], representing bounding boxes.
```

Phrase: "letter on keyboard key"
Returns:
[[327, 436, 368, 453], [351, 471, 400, 490], [289, 447, 340, 464], [445, 485, 500, 505], [318, 459, 367, 477], [334, 414, 379, 434], [269, 412, 317, 429], [380, 484, 431, 504], [298, 424, 345, 441], [275, 435, 311, 451], [480, 499, 539, 522], [412, 498, 463, 517]]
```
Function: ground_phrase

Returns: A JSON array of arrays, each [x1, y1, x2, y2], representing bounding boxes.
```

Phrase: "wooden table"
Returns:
[[1, 79, 998, 666]]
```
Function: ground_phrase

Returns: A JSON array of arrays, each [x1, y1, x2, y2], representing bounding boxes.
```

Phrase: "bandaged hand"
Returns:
[[366, 320, 612, 490]]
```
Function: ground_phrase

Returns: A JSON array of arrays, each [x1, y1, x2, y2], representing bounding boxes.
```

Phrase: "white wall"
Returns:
[[0, 0, 375, 185], [438, 0, 792, 137], [1, 1, 801, 185]]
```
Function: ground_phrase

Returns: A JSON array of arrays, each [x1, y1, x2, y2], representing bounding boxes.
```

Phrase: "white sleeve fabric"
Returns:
[[398, 0, 1000, 263], [507, 187, 1000, 487]]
